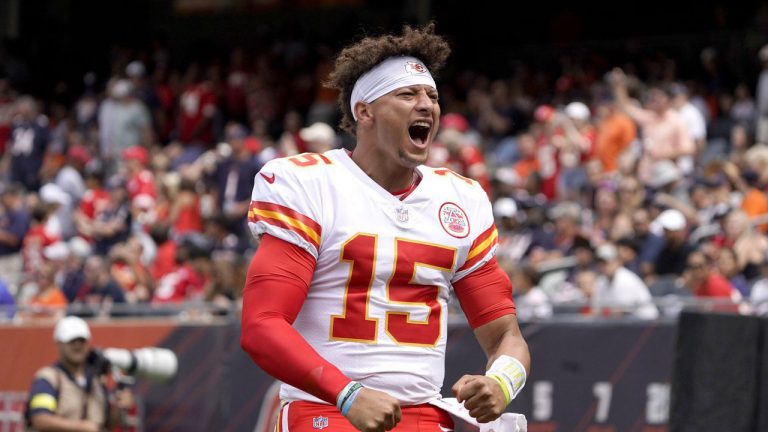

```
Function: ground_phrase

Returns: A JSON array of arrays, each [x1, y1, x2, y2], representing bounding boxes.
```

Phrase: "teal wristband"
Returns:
[[341, 385, 362, 416]]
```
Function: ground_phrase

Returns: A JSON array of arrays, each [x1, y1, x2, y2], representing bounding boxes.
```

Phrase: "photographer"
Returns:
[[25, 316, 134, 432]]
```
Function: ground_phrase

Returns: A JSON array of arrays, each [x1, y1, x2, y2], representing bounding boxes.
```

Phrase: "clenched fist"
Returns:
[[345, 387, 402, 432], [451, 375, 507, 423]]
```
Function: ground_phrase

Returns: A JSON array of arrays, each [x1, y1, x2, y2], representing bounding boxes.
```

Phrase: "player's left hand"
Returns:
[[451, 375, 507, 423]]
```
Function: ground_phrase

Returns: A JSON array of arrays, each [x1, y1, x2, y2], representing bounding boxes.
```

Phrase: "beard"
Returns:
[[398, 147, 428, 168]]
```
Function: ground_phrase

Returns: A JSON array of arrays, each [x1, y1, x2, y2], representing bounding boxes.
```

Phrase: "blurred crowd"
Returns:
[[2, 31, 768, 323]]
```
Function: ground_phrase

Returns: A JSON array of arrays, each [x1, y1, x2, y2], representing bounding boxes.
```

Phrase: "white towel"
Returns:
[[427, 397, 527, 432]]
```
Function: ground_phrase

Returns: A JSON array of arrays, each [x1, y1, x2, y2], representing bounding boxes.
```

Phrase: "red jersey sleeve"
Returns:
[[453, 257, 516, 329], [240, 234, 351, 405]]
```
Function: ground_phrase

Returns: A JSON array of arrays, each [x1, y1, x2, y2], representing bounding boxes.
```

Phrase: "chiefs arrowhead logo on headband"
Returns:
[[405, 61, 428, 75], [350, 56, 436, 121]]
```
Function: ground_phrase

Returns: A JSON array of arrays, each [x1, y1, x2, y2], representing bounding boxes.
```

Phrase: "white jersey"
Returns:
[[248, 149, 499, 405]]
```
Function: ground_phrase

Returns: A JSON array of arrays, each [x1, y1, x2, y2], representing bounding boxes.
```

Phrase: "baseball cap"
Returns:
[[565, 102, 591, 121], [111, 79, 133, 99], [650, 159, 681, 189], [595, 243, 618, 262], [40, 183, 71, 206], [657, 209, 686, 231], [67, 144, 92, 164], [122, 145, 149, 165], [53, 316, 91, 343], [548, 201, 582, 221], [299, 122, 335, 143], [534, 105, 555, 123], [493, 197, 518, 219], [126, 61, 146, 78], [440, 113, 469, 133]]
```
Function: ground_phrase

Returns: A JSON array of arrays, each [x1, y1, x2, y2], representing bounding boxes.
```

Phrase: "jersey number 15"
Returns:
[[330, 233, 457, 347]]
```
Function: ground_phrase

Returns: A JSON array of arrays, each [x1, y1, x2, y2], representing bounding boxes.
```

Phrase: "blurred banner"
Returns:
[[1, 319, 676, 431]]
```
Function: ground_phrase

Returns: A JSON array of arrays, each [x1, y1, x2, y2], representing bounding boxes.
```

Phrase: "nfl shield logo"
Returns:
[[312, 416, 328, 430], [396, 207, 409, 223]]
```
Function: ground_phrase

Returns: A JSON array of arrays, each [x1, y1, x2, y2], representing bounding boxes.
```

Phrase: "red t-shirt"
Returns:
[[152, 264, 206, 303], [22, 225, 60, 275], [695, 273, 734, 298], [126, 170, 156, 203], [178, 83, 217, 144], [79, 188, 111, 220], [151, 240, 177, 280], [173, 196, 203, 235]]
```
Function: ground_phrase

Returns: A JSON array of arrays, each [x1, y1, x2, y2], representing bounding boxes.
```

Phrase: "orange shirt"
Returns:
[[594, 113, 636, 173], [513, 157, 540, 182], [742, 188, 768, 232], [30, 287, 68, 309]]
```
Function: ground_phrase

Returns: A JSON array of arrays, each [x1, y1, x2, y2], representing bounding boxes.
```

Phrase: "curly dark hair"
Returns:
[[326, 22, 451, 136]]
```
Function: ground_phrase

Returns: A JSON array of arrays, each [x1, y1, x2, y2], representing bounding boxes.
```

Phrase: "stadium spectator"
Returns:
[[510, 264, 553, 321], [21, 203, 59, 286], [70, 255, 126, 316], [177, 63, 217, 152], [592, 96, 637, 174], [555, 102, 595, 199], [213, 122, 262, 235], [432, 113, 492, 195], [755, 44, 768, 144], [0, 183, 30, 295], [593, 243, 659, 319], [719, 209, 768, 280], [671, 82, 707, 153], [7, 96, 49, 191], [609, 68, 695, 183], [0, 279, 14, 319], [25, 253, 68, 318], [651, 209, 693, 281], [716, 247, 751, 298], [299, 121, 337, 154], [60, 237, 91, 303], [152, 235, 211, 305], [108, 236, 153, 304], [97, 79, 152, 175], [681, 250, 738, 303]]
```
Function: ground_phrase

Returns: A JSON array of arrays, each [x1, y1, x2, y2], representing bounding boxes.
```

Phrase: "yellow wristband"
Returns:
[[486, 373, 512, 404]]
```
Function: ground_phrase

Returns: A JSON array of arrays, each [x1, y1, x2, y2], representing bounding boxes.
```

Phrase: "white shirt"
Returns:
[[515, 287, 552, 321], [594, 266, 659, 319], [678, 102, 707, 141]]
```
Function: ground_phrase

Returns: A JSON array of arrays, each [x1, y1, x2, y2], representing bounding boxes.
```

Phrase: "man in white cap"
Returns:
[[593, 243, 659, 319], [299, 122, 337, 154], [241, 23, 529, 432], [26, 316, 132, 431], [651, 209, 694, 282]]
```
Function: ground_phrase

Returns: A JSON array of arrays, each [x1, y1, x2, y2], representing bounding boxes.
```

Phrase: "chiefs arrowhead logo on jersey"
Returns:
[[439, 202, 470, 238], [404, 61, 428, 75]]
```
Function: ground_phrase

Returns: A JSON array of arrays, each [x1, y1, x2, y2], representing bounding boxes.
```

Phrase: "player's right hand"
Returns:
[[344, 387, 402, 432]]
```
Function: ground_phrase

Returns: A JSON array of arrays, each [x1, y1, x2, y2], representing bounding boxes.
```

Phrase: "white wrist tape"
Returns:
[[485, 355, 527, 404]]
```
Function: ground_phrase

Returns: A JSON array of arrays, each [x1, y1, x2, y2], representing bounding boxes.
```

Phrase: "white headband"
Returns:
[[350, 56, 436, 121]]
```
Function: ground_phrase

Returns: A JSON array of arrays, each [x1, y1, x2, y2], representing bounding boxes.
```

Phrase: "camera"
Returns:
[[88, 347, 178, 383]]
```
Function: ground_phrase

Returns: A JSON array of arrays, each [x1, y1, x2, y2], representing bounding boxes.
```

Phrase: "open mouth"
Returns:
[[408, 121, 432, 146]]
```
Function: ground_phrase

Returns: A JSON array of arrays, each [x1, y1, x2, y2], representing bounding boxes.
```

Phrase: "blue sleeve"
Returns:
[[639, 234, 665, 264], [27, 377, 57, 416], [107, 281, 126, 303], [6, 211, 30, 244]]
